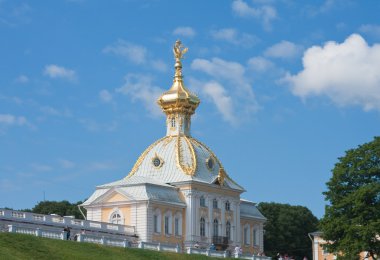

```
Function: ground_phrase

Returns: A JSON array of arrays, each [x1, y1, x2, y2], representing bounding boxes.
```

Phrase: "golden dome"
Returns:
[[157, 40, 200, 116]]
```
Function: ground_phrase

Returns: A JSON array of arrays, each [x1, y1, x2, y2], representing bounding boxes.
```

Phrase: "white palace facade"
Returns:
[[81, 40, 266, 254]]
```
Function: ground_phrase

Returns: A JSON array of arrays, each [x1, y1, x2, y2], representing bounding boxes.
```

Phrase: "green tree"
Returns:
[[32, 200, 86, 219], [258, 202, 319, 260], [320, 136, 380, 260]]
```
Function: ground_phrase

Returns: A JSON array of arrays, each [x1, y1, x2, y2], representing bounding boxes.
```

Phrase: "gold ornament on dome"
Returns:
[[217, 168, 226, 186], [173, 40, 188, 61]]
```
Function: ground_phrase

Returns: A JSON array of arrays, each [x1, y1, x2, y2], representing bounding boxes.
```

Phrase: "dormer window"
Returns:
[[171, 117, 176, 128]]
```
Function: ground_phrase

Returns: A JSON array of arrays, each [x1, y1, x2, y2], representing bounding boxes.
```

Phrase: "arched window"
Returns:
[[200, 217, 206, 237], [200, 196, 206, 207], [164, 210, 172, 235], [213, 199, 218, 209], [213, 219, 219, 237], [226, 221, 231, 240], [171, 117, 176, 128], [225, 201, 230, 211], [253, 228, 259, 246], [110, 212, 122, 224], [244, 224, 250, 245], [153, 208, 162, 233]]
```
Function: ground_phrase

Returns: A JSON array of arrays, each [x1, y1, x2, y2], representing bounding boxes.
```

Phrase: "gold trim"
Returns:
[[190, 137, 242, 188], [126, 136, 168, 179], [175, 135, 197, 175]]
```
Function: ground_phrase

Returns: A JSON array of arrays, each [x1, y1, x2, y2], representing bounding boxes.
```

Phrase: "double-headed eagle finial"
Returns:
[[173, 40, 188, 61]]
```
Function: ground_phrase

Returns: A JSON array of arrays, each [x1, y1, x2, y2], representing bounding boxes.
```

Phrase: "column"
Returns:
[[221, 198, 225, 236]]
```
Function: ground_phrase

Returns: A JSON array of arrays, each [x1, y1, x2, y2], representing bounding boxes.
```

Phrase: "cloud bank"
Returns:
[[284, 34, 380, 111]]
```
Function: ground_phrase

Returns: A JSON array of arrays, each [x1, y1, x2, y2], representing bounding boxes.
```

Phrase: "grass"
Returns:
[[0, 232, 217, 260]]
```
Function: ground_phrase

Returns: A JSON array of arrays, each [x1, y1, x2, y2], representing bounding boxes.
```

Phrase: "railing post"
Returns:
[[175, 243, 180, 253], [60, 231, 66, 240], [138, 241, 144, 249], [123, 239, 129, 248], [101, 236, 105, 245], [206, 249, 210, 256], [35, 228, 41, 237], [8, 225, 15, 233], [77, 234, 83, 242], [157, 242, 161, 251], [187, 247, 192, 254], [224, 250, 228, 258]]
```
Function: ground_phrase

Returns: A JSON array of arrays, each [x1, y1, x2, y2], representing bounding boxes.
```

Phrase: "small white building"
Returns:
[[82, 40, 266, 254]]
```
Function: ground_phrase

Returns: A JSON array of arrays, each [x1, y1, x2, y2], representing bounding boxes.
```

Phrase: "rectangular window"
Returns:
[[165, 216, 169, 235], [253, 229, 259, 245], [154, 215, 158, 233], [175, 218, 179, 236], [213, 199, 218, 209], [244, 227, 249, 245]]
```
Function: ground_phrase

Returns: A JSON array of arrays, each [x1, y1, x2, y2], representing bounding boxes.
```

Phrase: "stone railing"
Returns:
[[138, 241, 181, 253], [8, 225, 66, 240], [0, 208, 135, 235], [237, 253, 272, 260], [187, 247, 228, 258], [76, 233, 129, 248]]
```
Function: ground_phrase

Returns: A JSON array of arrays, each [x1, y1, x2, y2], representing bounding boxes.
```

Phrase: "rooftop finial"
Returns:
[[173, 40, 188, 79]]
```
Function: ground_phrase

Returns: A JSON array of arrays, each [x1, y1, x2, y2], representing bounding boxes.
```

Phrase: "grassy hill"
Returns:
[[0, 232, 215, 260]]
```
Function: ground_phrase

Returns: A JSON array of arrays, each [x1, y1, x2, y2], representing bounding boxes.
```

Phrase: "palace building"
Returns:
[[81, 40, 266, 254]]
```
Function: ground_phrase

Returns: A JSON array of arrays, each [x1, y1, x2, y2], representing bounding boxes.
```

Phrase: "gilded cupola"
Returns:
[[157, 40, 200, 137]]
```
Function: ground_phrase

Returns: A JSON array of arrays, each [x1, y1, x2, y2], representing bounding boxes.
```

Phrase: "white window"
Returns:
[[213, 199, 218, 209], [154, 215, 159, 233], [165, 216, 169, 235], [225, 201, 230, 211], [200, 196, 206, 207], [213, 219, 219, 237], [174, 212, 182, 236], [164, 210, 172, 235], [226, 221, 231, 240], [200, 217, 206, 237], [110, 212, 122, 224], [243, 224, 250, 245], [253, 228, 259, 246], [175, 218, 179, 236], [153, 208, 161, 233]]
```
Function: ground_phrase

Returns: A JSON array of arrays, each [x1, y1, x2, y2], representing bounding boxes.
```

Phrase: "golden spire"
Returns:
[[157, 40, 200, 116]]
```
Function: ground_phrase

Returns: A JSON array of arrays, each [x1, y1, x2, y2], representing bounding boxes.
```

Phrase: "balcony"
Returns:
[[212, 236, 229, 250]]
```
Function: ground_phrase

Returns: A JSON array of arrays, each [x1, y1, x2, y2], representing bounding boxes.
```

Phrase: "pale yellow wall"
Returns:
[[151, 203, 185, 245], [99, 192, 133, 225], [241, 218, 263, 255]]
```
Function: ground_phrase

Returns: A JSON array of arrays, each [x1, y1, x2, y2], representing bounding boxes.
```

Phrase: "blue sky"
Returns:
[[1, 0, 380, 218]]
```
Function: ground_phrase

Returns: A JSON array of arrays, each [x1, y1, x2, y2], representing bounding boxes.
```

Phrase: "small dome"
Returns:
[[125, 135, 243, 190]]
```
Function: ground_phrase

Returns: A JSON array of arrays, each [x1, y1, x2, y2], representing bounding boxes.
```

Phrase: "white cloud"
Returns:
[[191, 58, 258, 124], [31, 163, 52, 172], [211, 28, 258, 47], [99, 89, 113, 103], [359, 24, 380, 39], [264, 41, 303, 59], [15, 75, 29, 83], [103, 40, 147, 64], [58, 159, 75, 169], [232, 0, 277, 31], [203, 81, 236, 124], [150, 59, 168, 72], [0, 114, 28, 126], [116, 74, 164, 116], [43, 64, 76, 81], [173, 26, 196, 38], [40, 106, 72, 117], [284, 34, 380, 111], [247, 56, 274, 72]]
